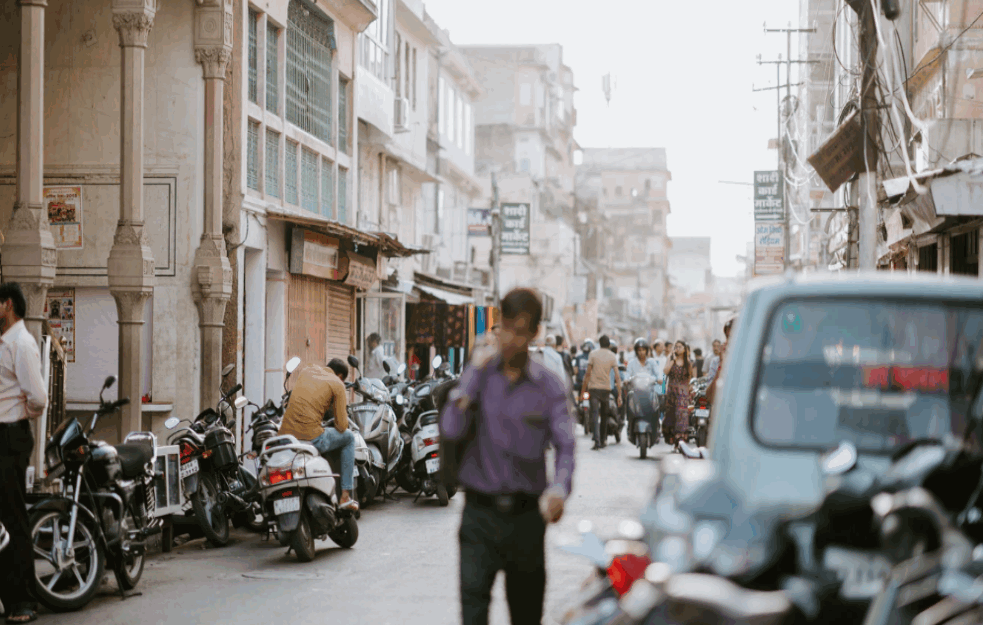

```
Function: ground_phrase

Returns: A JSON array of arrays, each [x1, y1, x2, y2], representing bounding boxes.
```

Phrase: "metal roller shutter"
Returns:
[[326, 282, 354, 362]]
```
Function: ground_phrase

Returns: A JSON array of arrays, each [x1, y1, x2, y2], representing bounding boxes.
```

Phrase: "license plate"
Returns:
[[179, 458, 199, 478], [421, 424, 440, 438], [273, 496, 301, 515], [695, 409, 710, 417], [425, 457, 440, 474], [823, 546, 892, 599]]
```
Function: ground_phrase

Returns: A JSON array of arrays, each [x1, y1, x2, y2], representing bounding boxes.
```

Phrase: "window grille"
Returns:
[[248, 11, 258, 103], [247, 120, 260, 190], [265, 129, 280, 198], [321, 158, 334, 219], [286, 1, 335, 144], [301, 147, 318, 212], [338, 77, 349, 154], [285, 139, 299, 205], [338, 167, 348, 224], [266, 22, 279, 113]]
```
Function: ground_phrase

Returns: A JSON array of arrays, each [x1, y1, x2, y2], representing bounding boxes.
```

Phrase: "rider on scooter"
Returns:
[[626, 338, 660, 444], [278, 358, 359, 512]]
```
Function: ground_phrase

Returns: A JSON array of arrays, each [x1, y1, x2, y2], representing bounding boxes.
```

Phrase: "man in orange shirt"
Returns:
[[279, 358, 358, 511]]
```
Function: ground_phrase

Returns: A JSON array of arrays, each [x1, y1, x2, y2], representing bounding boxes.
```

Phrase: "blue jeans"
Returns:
[[310, 428, 355, 492]]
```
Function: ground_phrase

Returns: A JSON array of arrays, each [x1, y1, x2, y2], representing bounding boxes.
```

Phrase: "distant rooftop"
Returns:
[[579, 148, 668, 172]]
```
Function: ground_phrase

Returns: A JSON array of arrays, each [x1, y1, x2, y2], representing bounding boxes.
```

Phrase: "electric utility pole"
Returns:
[[756, 23, 818, 271], [854, 1, 879, 270], [491, 170, 501, 308]]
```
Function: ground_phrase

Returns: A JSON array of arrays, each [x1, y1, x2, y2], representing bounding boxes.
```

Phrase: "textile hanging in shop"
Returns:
[[475, 306, 486, 336], [405, 304, 417, 345], [436, 303, 448, 347], [414, 302, 437, 345], [445, 305, 468, 347], [487, 306, 500, 330]]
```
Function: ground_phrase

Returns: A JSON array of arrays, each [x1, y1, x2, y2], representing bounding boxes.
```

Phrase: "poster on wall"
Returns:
[[754, 223, 786, 276], [44, 288, 76, 362], [44, 186, 84, 249]]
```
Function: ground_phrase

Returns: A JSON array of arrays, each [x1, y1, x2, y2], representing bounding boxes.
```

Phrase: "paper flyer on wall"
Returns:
[[44, 186, 84, 250], [45, 288, 76, 362]]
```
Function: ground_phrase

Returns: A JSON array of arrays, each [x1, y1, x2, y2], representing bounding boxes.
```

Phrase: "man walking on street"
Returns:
[[0, 283, 48, 624], [364, 333, 387, 380], [581, 335, 621, 450], [441, 287, 575, 625]]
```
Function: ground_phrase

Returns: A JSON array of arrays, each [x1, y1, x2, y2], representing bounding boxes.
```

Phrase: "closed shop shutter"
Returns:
[[326, 282, 354, 361], [287, 274, 327, 365]]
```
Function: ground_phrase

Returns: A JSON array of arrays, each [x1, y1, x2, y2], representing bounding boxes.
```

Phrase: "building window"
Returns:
[[519, 158, 530, 173], [438, 78, 446, 136], [519, 82, 531, 106], [301, 147, 319, 213], [388, 167, 400, 206], [247, 120, 260, 190], [412, 47, 417, 110], [265, 129, 280, 198], [360, 0, 390, 82], [456, 93, 464, 149], [394, 33, 402, 96], [337, 167, 348, 223], [285, 139, 299, 205], [615, 186, 622, 196], [248, 11, 258, 104], [436, 187, 444, 233], [446, 85, 455, 143], [321, 159, 334, 219], [464, 103, 471, 155], [266, 22, 280, 114], [918, 243, 938, 272], [338, 76, 349, 154], [951, 232, 979, 276], [405, 43, 411, 103], [286, 0, 335, 144]]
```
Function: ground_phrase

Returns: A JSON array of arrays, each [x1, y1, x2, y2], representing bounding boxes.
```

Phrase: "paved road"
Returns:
[[38, 428, 669, 625]]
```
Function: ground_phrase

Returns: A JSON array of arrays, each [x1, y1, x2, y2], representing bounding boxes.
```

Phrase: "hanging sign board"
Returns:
[[290, 229, 342, 280], [44, 186, 84, 249], [342, 252, 377, 290], [753, 171, 784, 222], [807, 110, 864, 193], [501, 203, 531, 255], [467, 208, 491, 236], [44, 288, 76, 362], [754, 223, 785, 276]]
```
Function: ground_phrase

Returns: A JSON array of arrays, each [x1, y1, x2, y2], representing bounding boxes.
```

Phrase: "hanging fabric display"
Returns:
[[414, 302, 437, 345], [446, 305, 467, 347], [475, 306, 486, 337]]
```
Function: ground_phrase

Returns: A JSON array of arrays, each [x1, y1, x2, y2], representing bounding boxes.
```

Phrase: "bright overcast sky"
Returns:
[[423, 0, 803, 276]]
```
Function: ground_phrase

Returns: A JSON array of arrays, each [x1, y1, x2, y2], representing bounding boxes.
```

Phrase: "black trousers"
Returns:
[[459, 497, 546, 625], [589, 389, 610, 444], [0, 420, 36, 614]]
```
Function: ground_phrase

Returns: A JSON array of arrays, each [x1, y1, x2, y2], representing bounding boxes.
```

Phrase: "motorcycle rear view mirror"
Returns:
[[285, 357, 301, 375], [383, 361, 392, 374], [822, 440, 858, 476], [164, 416, 180, 430], [348, 355, 360, 370], [432, 355, 443, 369], [397, 363, 407, 376], [222, 364, 235, 378], [102, 376, 117, 391], [234, 396, 248, 410]]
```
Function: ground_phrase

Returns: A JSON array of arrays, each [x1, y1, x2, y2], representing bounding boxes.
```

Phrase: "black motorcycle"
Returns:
[[30, 377, 159, 612], [163, 364, 250, 546]]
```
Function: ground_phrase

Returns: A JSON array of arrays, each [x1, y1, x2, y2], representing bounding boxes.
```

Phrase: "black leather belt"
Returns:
[[466, 490, 539, 515]]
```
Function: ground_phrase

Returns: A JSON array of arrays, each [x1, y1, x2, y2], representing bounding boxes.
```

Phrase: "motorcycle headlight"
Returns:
[[396, 394, 405, 406]]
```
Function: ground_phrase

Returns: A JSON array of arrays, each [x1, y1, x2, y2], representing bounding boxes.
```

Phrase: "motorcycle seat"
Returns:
[[114, 443, 154, 478]]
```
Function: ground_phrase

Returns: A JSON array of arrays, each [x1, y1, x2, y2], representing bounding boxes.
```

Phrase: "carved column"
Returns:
[[193, 0, 234, 409], [2, 0, 56, 342], [110, 0, 156, 439]]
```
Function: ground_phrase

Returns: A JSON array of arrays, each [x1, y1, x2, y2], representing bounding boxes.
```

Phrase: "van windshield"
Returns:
[[752, 300, 983, 453]]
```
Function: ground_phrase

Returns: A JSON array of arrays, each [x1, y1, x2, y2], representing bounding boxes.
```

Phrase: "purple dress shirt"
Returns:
[[442, 354, 576, 498]]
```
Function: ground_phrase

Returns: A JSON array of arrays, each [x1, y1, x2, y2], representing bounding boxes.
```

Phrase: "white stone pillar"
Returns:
[[110, 0, 156, 439], [2, 0, 56, 342], [193, 0, 234, 410]]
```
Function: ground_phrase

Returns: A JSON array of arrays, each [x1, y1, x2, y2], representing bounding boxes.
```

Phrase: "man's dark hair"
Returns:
[[367, 333, 381, 345], [555, 334, 564, 347], [599, 335, 611, 349], [0, 282, 27, 319], [501, 288, 542, 330], [694, 348, 703, 357], [327, 358, 349, 381]]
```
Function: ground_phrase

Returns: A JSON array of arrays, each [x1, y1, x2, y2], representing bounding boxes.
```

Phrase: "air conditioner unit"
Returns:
[[394, 97, 410, 133]]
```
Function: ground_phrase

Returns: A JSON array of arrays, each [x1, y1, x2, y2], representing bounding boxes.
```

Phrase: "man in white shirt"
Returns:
[[364, 333, 387, 380], [542, 335, 570, 390], [0, 283, 47, 623]]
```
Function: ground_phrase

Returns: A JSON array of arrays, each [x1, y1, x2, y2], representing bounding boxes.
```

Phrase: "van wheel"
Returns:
[[291, 512, 316, 562]]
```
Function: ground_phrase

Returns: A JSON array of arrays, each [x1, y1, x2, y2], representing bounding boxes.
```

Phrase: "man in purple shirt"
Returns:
[[442, 288, 576, 625]]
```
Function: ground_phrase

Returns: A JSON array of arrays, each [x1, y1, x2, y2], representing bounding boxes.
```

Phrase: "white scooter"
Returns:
[[258, 433, 359, 562], [407, 355, 457, 506]]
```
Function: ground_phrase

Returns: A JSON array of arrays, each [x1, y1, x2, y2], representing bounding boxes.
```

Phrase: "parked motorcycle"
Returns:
[[404, 356, 459, 506], [686, 376, 711, 448], [163, 364, 249, 546], [346, 355, 404, 506], [626, 372, 662, 459], [30, 377, 159, 611], [394, 357, 444, 495], [257, 433, 359, 562]]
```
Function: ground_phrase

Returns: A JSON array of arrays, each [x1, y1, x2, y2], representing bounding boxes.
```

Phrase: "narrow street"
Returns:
[[41, 431, 668, 625]]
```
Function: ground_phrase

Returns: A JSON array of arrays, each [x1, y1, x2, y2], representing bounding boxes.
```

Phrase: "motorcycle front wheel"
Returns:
[[30, 508, 106, 612], [192, 472, 230, 547], [638, 433, 649, 459]]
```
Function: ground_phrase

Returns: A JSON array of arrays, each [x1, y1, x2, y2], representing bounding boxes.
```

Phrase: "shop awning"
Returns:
[[265, 205, 426, 258], [415, 283, 474, 306]]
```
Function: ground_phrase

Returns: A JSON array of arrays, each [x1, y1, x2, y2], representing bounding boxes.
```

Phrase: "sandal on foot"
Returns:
[[6, 608, 37, 624], [339, 499, 359, 512]]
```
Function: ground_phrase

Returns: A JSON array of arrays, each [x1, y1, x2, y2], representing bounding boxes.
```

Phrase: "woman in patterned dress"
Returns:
[[662, 340, 695, 446]]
